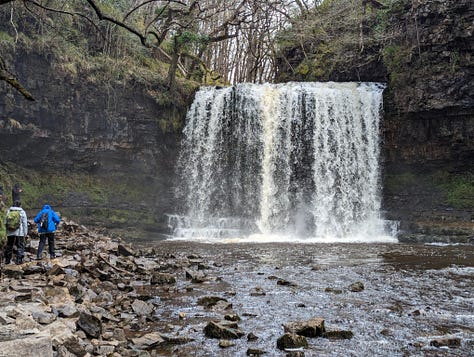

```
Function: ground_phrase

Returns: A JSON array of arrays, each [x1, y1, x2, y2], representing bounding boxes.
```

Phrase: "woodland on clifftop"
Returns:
[[0, 0, 317, 99], [0, 0, 422, 101]]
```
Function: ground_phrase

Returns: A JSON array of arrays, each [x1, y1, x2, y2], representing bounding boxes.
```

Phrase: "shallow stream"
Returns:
[[138, 241, 474, 356]]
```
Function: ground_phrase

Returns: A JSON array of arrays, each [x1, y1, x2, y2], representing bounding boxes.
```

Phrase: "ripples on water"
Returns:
[[141, 240, 474, 356]]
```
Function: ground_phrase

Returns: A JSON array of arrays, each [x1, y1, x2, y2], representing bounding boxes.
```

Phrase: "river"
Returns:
[[135, 240, 474, 356]]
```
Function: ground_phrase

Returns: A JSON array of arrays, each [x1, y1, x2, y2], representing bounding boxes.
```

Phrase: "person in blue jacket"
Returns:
[[34, 204, 61, 259]]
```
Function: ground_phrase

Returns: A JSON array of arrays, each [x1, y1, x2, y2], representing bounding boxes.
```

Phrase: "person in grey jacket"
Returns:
[[4, 200, 28, 264]]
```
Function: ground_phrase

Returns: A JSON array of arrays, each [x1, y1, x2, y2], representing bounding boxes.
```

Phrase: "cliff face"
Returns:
[[0, 46, 190, 235], [276, 0, 473, 241], [381, 0, 473, 242]]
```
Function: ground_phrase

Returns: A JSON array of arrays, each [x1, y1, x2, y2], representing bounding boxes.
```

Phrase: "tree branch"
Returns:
[[85, 0, 150, 47]]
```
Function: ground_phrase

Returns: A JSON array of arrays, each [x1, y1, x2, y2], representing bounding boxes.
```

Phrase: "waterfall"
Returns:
[[171, 82, 397, 242]]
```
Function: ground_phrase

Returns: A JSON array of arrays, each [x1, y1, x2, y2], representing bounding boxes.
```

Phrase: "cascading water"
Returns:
[[170, 82, 397, 242]]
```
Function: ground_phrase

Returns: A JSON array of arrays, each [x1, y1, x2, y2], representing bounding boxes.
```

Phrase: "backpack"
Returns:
[[39, 212, 49, 230], [6, 210, 21, 231]]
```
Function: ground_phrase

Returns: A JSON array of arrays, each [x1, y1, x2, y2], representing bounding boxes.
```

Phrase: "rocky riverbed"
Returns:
[[1, 220, 473, 356]]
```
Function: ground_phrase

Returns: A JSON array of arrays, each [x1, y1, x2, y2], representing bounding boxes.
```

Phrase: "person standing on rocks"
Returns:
[[11, 183, 22, 203], [34, 204, 61, 260], [4, 200, 28, 264]]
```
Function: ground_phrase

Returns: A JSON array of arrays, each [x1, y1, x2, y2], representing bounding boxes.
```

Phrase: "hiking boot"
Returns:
[[16, 258, 23, 265]]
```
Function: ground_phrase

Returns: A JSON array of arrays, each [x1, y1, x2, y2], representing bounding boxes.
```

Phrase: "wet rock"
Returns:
[[286, 350, 305, 357], [277, 279, 298, 287], [3, 265, 24, 278], [184, 269, 206, 283], [161, 334, 193, 345], [117, 244, 136, 257], [379, 329, 392, 336], [247, 332, 259, 340], [324, 287, 343, 294], [22, 265, 46, 275], [430, 337, 461, 348], [323, 330, 354, 340], [204, 321, 245, 339], [247, 347, 266, 356], [212, 300, 233, 311], [197, 296, 228, 308], [14, 292, 32, 302], [219, 339, 235, 348], [198, 263, 211, 270], [150, 272, 176, 285], [77, 311, 102, 338], [250, 287, 266, 296], [349, 281, 364, 292], [131, 299, 154, 316], [224, 314, 241, 322], [47, 264, 66, 276], [131, 332, 165, 349], [276, 333, 308, 350], [283, 317, 325, 337]]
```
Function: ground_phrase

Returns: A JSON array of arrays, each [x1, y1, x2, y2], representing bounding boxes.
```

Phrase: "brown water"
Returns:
[[138, 241, 474, 356]]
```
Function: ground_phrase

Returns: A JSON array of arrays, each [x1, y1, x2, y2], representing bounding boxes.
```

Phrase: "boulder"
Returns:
[[204, 321, 245, 339], [430, 337, 461, 348], [150, 272, 176, 285], [131, 332, 165, 349], [0, 331, 53, 357], [131, 299, 154, 316], [283, 317, 325, 337], [349, 281, 365, 292], [77, 311, 102, 338], [117, 244, 135, 257], [276, 333, 308, 350], [197, 296, 228, 308]]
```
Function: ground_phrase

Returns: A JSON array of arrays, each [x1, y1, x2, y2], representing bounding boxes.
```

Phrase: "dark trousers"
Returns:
[[4, 235, 25, 264], [37, 233, 55, 259]]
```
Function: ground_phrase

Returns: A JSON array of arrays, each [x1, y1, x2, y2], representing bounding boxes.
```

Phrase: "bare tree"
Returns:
[[0, 0, 316, 99]]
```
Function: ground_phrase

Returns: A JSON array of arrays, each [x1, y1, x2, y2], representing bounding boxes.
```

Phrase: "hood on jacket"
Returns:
[[42, 204, 52, 210]]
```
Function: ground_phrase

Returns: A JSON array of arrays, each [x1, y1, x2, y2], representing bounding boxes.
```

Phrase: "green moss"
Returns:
[[385, 170, 474, 210], [0, 162, 156, 213], [382, 45, 414, 88], [437, 172, 474, 209], [384, 172, 417, 193], [0, 30, 13, 44]]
